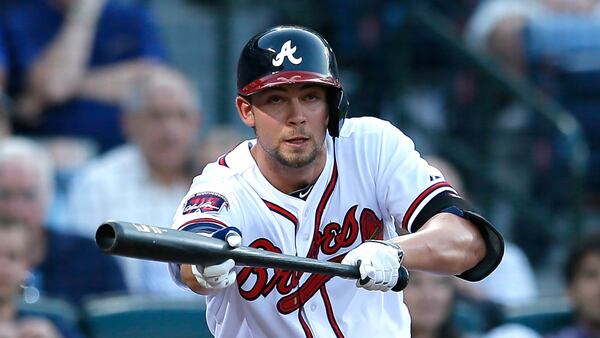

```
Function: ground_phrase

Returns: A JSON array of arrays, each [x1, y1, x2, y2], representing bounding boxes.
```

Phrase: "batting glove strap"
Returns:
[[365, 240, 404, 264]]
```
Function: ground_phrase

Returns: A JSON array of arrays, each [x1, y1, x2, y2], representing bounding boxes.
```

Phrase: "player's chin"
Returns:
[[280, 151, 317, 168]]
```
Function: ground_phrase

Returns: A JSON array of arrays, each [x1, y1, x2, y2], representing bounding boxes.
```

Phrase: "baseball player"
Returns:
[[170, 25, 504, 338]]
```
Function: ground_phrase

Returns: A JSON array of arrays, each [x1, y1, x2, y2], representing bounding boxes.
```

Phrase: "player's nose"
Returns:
[[287, 98, 306, 126]]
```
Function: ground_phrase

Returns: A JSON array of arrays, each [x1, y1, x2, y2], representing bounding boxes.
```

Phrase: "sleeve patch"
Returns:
[[183, 192, 229, 215], [177, 218, 227, 232]]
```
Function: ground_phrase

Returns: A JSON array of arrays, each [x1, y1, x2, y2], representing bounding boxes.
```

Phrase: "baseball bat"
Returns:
[[96, 221, 409, 291]]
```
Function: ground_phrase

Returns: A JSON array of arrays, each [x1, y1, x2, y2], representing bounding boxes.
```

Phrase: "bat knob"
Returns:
[[391, 266, 409, 292]]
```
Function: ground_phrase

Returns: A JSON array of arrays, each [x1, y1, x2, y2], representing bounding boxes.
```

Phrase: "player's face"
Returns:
[[0, 227, 28, 302], [567, 252, 600, 325], [238, 84, 328, 169]]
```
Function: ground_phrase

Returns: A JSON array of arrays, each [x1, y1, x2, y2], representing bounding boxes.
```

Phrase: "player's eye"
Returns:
[[268, 95, 284, 104], [303, 91, 324, 102]]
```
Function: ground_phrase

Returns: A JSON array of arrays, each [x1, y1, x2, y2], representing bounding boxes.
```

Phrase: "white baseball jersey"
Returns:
[[170, 117, 458, 338]]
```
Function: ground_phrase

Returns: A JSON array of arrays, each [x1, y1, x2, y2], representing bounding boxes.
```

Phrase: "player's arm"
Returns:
[[390, 185, 504, 281], [390, 212, 485, 275]]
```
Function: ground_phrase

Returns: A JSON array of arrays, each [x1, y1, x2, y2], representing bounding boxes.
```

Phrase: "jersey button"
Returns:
[[310, 304, 317, 312], [303, 233, 309, 240]]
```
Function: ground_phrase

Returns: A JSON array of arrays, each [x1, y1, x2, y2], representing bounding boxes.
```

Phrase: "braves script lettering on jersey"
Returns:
[[170, 117, 458, 337]]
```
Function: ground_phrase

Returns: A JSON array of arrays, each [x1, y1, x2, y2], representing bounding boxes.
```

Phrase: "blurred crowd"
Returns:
[[0, 0, 599, 337]]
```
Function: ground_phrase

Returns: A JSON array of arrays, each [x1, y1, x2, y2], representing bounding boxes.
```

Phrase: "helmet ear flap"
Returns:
[[327, 88, 348, 137]]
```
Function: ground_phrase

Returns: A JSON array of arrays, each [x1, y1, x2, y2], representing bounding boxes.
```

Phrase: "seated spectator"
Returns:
[[404, 271, 463, 338], [66, 68, 200, 298], [0, 218, 84, 338], [0, 137, 126, 306], [547, 231, 600, 338], [1, 0, 167, 151]]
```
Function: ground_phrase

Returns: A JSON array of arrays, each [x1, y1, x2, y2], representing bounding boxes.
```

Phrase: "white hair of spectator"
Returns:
[[465, 0, 543, 52], [0, 137, 55, 204], [121, 68, 200, 115]]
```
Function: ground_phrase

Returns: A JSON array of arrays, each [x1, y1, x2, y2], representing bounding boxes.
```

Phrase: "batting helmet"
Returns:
[[237, 25, 349, 137]]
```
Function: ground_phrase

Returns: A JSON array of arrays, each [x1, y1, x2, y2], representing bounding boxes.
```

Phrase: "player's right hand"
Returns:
[[192, 227, 242, 289], [341, 240, 404, 292]]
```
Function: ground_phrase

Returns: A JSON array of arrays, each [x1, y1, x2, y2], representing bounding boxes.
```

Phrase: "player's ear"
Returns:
[[237, 96, 255, 128]]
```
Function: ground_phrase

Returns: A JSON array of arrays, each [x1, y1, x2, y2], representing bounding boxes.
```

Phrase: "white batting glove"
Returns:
[[192, 227, 242, 289], [341, 240, 404, 292]]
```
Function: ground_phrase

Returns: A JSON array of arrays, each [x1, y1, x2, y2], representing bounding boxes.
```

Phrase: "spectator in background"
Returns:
[[0, 219, 84, 338], [404, 271, 464, 338], [547, 231, 600, 338], [466, 0, 600, 75], [1, 0, 167, 151], [0, 137, 126, 306], [466, 0, 600, 206], [66, 68, 200, 298]]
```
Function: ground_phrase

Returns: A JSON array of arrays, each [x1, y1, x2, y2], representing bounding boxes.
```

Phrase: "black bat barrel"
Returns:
[[96, 221, 409, 290], [96, 221, 231, 266]]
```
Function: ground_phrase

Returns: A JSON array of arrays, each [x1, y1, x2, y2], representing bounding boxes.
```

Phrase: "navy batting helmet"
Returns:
[[237, 25, 349, 137]]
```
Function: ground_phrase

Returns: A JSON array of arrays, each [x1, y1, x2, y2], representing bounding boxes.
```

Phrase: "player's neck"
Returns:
[[252, 145, 327, 194]]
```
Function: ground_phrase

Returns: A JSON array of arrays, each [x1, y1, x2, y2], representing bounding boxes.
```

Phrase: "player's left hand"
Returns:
[[341, 240, 404, 292], [192, 227, 242, 289]]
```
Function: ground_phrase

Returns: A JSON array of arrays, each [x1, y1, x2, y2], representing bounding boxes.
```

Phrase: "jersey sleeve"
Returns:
[[168, 173, 244, 286], [372, 120, 456, 234]]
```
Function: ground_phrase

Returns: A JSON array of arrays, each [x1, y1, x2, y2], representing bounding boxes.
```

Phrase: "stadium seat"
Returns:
[[18, 296, 81, 326], [82, 295, 211, 338], [503, 300, 574, 335]]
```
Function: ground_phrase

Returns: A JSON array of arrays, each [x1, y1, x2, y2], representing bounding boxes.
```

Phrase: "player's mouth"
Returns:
[[284, 137, 309, 147]]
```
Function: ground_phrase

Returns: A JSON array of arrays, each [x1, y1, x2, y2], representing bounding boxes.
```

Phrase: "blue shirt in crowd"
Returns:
[[37, 227, 127, 306], [2, 0, 167, 151]]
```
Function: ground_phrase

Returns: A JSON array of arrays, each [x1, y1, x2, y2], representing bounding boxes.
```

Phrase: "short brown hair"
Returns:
[[564, 231, 600, 285]]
